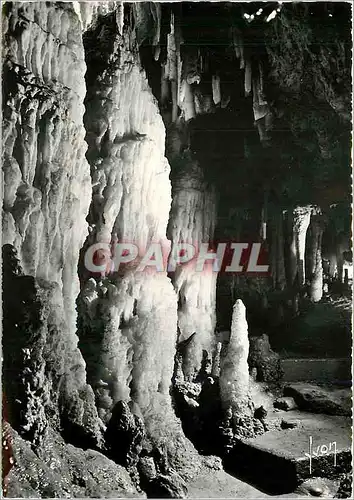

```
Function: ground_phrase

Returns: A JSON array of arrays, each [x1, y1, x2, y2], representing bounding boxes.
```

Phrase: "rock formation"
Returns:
[[220, 300, 250, 415]]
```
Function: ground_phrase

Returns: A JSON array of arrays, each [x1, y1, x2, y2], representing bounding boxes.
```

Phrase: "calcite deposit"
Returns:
[[220, 300, 250, 412], [2, 1, 102, 450]]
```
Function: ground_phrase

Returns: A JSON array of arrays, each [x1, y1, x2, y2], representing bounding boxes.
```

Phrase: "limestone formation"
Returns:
[[289, 206, 312, 287], [307, 211, 324, 302], [219, 300, 251, 418], [248, 334, 282, 383], [168, 154, 217, 381]]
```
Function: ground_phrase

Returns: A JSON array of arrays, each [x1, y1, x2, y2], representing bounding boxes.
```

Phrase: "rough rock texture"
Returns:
[[280, 418, 299, 429], [4, 422, 142, 499], [168, 153, 217, 381], [274, 397, 298, 412], [284, 383, 352, 417], [2, 2, 200, 494], [105, 401, 145, 468], [248, 334, 283, 383], [219, 300, 260, 439], [2, 1, 102, 448], [288, 206, 312, 287], [295, 477, 340, 498], [141, 471, 188, 499], [137, 443, 189, 499], [78, 9, 200, 479], [220, 300, 250, 413], [2, 245, 102, 448], [335, 473, 353, 498]]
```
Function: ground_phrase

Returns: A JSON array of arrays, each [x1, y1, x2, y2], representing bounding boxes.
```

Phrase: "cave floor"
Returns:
[[187, 411, 351, 498], [247, 412, 351, 459], [220, 412, 351, 498], [187, 467, 303, 498]]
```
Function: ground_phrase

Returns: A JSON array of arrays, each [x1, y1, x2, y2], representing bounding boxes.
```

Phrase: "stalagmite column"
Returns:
[[2, 1, 101, 445], [288, 206, 312, 286], [79, 11, 200, 476], [180, 79, 196, 121], [168, 156, 217, 381], [307, 211, 324, 302], [219, 299, 250, 414], [212, 75, 221, 105], [270, 209, 286, 290]]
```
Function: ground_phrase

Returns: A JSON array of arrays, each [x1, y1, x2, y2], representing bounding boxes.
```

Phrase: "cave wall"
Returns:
[[2, 1, 102, 447], [2, 2, 201, 487], [2, 1, 351, 496]]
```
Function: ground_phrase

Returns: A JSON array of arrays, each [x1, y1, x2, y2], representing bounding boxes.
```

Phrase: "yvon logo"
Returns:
[[304, 436, 337, 475]]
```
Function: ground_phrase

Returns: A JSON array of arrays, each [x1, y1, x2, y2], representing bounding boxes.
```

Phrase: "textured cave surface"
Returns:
[[2, 1, 352, 498]]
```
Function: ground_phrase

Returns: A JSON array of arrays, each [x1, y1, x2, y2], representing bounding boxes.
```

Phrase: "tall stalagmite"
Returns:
[[77, 8, 199, 477], [307, 210, 324, 302], [219, 299, 251, 420], [288, 206, 312, 287]]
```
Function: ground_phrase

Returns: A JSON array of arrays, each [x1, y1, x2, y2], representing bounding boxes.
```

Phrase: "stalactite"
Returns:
[[171, 80, 178, 122], [244, 59, 252, 96], [239, 36, 245, 69], [79, 1, 120, 32], [253, 78, 269, 121], [307, 210, 324, 302], [166, 12, 177, 121], [289, 206, 312, 287], [184, 50, 201, 85], [336, 245, 344, 283], [212, 75, 221, 105], [176, 34, 182, 120], [116, 2, 124, 35], [165, 12, 182, 123], [260, 191, 268, 241], [150, 2, 161, 60], [253, 73, 272, 143], [211, 342, 222, 378], [168, 157, 217, 381], [258, 61, 265, 101], [328, 253, 338, 278], [180, 79, 196, 121], [81, 13, 201, 477], [194, 89, 214, 115], [233, 32, 241, 60], [161, 71, 170, 106]]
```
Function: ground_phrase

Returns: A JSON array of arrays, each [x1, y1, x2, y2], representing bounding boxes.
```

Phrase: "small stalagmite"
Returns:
[[219, 299, 250, 415]]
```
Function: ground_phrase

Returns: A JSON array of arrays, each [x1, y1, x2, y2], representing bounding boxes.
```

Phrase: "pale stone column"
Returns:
[[292, 206, 312, 286], [307, 212, 324, 302], [219, 299, 250, 415]]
